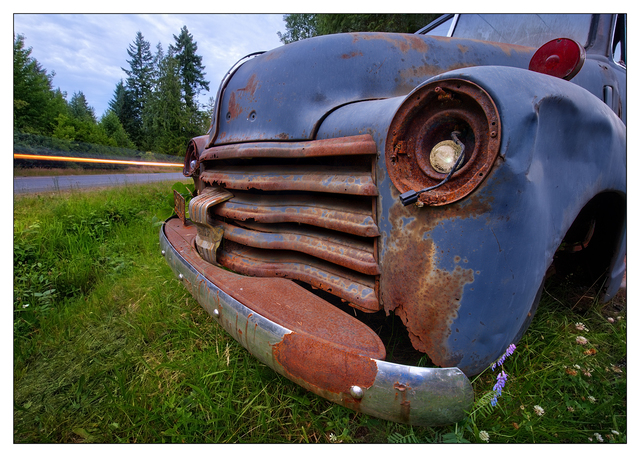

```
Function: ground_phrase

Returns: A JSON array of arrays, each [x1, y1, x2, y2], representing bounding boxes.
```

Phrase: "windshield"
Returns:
[[427, 14, 593, 49]]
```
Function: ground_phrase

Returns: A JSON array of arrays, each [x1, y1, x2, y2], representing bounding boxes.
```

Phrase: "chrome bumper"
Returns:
[[160, 217, 474, 426]]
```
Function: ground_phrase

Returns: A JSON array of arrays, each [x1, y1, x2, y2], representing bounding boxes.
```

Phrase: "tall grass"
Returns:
[[13, 183, 626, 443]]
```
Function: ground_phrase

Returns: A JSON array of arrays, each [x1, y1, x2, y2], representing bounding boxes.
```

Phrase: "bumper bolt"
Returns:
[[178, 273, 184, 280], [350, 385, 364, 399], [161, 250, 166, 256], [213, 308, 220, 318]]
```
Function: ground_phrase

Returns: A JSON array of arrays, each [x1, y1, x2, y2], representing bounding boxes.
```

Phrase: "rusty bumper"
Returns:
[[160, 217, 474, 426]]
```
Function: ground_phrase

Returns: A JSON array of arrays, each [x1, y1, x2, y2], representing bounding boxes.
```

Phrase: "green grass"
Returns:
[[13, 183, 626, 443]]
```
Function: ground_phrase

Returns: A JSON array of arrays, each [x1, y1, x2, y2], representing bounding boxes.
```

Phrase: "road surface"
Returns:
[[13, 172, 188, 195]]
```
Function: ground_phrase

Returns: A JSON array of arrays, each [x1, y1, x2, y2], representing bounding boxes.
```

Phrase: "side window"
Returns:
[[416, 14, 456, 37], [425, 16, 454, 37], [612, 14, 626, 67]]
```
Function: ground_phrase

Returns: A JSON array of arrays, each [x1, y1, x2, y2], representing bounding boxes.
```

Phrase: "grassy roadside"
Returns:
[[13, 183, 627, 443]]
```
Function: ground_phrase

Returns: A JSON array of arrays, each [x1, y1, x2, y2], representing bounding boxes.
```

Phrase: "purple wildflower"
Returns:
[[495, 371, 508, 394], [492, 344, 516, 371], [490, 344, 516, 406], [491, 370, 508, 406]]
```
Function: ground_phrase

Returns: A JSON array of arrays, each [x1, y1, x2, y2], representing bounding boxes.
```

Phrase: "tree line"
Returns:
[[277, 14, 440, 44], [14, 26, 210, 158]]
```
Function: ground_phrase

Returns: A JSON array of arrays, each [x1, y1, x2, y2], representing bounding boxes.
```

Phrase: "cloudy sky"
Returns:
[[13, 13, 287, 118]]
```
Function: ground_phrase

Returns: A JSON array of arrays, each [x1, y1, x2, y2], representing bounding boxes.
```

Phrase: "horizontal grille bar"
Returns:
[[213, 192, 379, 237], [201, 165, 377, 196], [212, 219, 380, 275], [199, 134, 377, 161], [218, 241, 380, 312]]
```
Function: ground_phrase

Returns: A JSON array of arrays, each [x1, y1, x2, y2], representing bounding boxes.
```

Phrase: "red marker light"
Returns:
[[528, 38, 586, 80]]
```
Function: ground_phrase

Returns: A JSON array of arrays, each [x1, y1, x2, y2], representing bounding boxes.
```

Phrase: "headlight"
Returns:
[[183, 135, 209, 177], [430, 139, 463, 174], [385, 79, 501, 206]]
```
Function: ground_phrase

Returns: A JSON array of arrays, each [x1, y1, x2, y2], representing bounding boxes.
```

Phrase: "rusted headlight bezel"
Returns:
[[183, 135, 209, 177], [385, 79, 501, 206]]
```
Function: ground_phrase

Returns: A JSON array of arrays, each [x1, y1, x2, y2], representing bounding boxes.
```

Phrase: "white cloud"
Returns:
[[13, 13, 286, 117]]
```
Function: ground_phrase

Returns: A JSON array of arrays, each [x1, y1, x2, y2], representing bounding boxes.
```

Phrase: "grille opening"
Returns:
[[196, 134, 381, 312]]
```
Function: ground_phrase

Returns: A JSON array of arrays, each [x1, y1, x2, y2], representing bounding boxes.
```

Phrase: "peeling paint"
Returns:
[[381, 192, 493, 367]]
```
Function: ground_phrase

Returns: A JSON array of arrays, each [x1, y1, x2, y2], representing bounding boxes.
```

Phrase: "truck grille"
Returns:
[[197, 134, 381, 312]]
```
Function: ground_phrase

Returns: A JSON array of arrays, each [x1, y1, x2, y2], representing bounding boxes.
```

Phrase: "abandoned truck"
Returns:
[[160, 14, 627, 426]]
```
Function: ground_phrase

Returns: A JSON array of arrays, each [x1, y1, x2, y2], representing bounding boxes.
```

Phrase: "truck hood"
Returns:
[[211, 32, 534, 145]]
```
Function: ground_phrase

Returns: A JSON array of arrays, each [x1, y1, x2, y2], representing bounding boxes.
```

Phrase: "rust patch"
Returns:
[[227, 91, 242, 120], [273, 332, 378, 394], [397, 63, 473, 93], [342, 51, 363, 59], [491, 41, 534, 57], [381, 197, 490, 367], [393, 382, 411, 422], [236, 73, 259, 99], [227, 74, 260, 121], [351, 33, 430, 55], [173, 190, 186, 224]]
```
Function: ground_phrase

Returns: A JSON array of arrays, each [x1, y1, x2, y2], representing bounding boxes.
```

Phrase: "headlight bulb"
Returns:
[[399, 131, 466, 206], [430, 139, 463, 174]]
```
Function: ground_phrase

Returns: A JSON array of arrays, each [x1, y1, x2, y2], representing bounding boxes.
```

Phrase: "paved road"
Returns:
[[13, 172, 188, 195]]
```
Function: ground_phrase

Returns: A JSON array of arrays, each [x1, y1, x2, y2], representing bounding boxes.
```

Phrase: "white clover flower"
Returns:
[[594, 432, 603, 443], [479, 430, 490, 443], [575, 322, 589, 332], [574, 364, 581, 370], [533, 405, 545, 416], [607, 317, 615, 323], [576, 336, 588, 345], [588, 396, 596, 404]]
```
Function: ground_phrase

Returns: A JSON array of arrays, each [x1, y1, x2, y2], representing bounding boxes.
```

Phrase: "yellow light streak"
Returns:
[[14, 153, 183, 168]]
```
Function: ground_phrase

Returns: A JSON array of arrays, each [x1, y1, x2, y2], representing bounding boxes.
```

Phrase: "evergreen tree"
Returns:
[[170, 26, 209, 113], [100, 110, 136, 149], [151, 42, 164, 84], [143, 48, 187, 155], [108, 80, 137, 143], [14, 33, 68, 134], [69, 91, 97, 124], [121, 31, 154, 147], [108, 80, 126, 118]]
